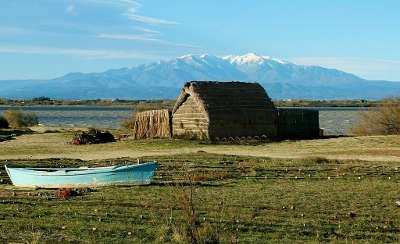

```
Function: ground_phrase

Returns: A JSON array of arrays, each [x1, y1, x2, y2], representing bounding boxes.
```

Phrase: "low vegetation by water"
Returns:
[[275, 99, 380, 108], [0, 153, 399, 242], [0, 97, 176, 108], [352, 98, 400, 136]]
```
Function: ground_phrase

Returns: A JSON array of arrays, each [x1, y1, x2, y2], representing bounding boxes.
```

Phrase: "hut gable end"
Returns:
[[172, 90, 209, 139]]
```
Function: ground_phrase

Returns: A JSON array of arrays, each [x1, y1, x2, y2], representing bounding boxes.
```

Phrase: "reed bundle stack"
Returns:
[[133, 109, 172, 139], [277, 108, 320, 139]]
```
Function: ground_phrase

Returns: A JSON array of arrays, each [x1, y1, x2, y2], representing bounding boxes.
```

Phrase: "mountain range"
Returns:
[[1, 53, 399, 100]]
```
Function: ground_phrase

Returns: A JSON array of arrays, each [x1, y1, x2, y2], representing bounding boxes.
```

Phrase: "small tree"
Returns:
[[352, 99, 400, 135]]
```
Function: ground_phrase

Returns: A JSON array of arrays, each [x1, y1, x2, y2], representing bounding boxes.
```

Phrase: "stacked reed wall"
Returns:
[[278, 108, 320, 139], [133, 109, 172, 139]]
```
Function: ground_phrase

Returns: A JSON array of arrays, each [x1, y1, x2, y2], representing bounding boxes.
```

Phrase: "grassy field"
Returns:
[[0, 153, 400, 243], [1, 130, 400, 242]]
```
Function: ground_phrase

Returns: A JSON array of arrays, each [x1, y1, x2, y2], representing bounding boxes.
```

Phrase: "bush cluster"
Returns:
[[352, 98, 400, 135], [3, 110, 39, 128]]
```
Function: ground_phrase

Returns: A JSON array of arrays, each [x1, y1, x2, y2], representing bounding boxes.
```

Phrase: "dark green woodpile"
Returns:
[[278, 108, 320, 139], [133, 109, 172, 139], [172, 81, 278, 140]]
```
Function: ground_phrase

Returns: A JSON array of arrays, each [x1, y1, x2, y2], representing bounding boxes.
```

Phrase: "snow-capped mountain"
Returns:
[[1, 53, 399, 99]]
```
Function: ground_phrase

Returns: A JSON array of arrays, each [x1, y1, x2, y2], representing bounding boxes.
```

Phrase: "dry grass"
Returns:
[[352, 98, 400, 135]]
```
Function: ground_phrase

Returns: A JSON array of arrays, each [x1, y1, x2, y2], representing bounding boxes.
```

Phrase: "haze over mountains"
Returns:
[[1, 53, 399, 100]]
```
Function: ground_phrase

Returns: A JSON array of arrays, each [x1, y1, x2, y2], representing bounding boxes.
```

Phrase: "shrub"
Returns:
[[352, 99, 400, 135], [0, 115, 9, 128], [3, 110, 39, 128]]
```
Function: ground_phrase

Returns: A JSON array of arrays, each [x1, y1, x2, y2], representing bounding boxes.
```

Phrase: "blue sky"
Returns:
[[0, 0, 399, 81]]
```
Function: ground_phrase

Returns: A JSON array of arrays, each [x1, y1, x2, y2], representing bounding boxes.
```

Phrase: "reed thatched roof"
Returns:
[[173, 81, 274, 113]]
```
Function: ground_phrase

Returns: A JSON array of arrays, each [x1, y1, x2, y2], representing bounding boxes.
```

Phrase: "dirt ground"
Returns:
[[1, 128, 399, 162]]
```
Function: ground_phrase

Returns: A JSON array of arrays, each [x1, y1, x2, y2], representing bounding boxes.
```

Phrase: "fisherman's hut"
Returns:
[[171, 81, 278, 140]]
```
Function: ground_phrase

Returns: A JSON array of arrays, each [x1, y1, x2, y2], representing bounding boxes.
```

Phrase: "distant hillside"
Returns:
[[1, 53, 399, 99]]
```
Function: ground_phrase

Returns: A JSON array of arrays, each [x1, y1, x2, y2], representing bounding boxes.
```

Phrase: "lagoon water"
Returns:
[[0, 106, 369, 135], [0, 106, 133, 129], [311, 107, 368, 135]]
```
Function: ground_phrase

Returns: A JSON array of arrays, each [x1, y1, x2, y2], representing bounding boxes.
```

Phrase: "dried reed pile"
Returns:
[[133, 109, 172, 139]]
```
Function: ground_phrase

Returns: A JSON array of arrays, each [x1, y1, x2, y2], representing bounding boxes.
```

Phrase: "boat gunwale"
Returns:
[[5, 162, 157, 176]]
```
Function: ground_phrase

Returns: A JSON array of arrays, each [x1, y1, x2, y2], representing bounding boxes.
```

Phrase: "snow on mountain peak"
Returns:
[[223, 53, 264, 65], [177, 54, 194, 60], [263, 56, 287, 64], [176, 53, 288, 67], [223, 53, 287, 65]]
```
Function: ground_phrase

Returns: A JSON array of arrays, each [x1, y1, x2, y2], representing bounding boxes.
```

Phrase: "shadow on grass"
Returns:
[[0, 128, 36, 142]]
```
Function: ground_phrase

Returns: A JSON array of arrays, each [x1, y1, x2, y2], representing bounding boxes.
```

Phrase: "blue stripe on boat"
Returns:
[[5, 162, 157, 188]]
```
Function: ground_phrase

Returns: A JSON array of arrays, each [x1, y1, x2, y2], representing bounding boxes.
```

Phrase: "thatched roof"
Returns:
[[173, 81, 275, 114]]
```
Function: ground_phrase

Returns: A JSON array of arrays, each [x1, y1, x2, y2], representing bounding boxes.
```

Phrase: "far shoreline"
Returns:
[[0, 98, 383, 108]]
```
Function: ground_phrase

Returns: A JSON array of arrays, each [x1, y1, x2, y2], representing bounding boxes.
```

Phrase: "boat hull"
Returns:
[[5, 163, 157, 188]]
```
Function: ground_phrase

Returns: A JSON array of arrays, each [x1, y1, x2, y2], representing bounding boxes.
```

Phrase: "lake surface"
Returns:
[[0, 106, 133, 129], [0, 106, 370, 135], [304, 107, 368, 135]]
